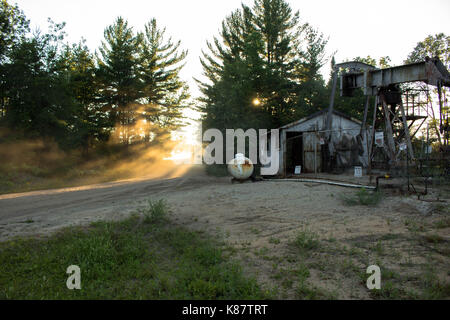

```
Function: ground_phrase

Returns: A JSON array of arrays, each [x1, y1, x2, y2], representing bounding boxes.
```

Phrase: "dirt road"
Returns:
[[0, 166, 220, 240], [1, 166, 448, 299]]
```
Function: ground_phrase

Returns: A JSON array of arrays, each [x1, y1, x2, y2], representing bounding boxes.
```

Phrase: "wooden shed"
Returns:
[[275, 110, 370, 176]]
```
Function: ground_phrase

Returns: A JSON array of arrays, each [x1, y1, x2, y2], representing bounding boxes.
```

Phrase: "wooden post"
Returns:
[[368, 96, 378, 174], [398, 100, 415, 160], [381, 94, 397, 165]]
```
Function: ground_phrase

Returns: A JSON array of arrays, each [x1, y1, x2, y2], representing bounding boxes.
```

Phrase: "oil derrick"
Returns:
[[326, 57, 450, 174]]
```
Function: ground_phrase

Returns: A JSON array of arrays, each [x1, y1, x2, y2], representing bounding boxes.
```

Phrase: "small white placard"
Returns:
[[295, 166, 301, 175], [375, 131, 384, 147], [354, 166, 362, 178]]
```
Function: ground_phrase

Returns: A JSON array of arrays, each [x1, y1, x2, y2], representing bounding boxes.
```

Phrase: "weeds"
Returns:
[[422, 234, 446, 244], [340, 188, 382, 206], [294, 229, 320, 251], [373, 241, 385, 256], [433, 218, 450, 229], [139, 199, 168, 224], [369, 280, 404, 299], [420, 266, 450, 299], [404, 219, 426, 233], [269, 237, 280, 245]]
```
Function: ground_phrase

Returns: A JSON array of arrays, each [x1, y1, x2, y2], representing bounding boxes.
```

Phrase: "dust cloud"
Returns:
[[0, 126, 196, 194]]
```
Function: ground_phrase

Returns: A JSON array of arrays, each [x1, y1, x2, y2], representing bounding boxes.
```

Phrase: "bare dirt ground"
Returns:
[[0, 166, 449, 299]]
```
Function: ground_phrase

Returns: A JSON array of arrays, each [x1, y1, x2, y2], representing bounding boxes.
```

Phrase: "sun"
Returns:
[[252, 98, 261, 106]]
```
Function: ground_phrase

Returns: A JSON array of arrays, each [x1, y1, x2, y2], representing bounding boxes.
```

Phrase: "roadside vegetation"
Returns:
[[0, 199, 270, 299], [0, 150, 127, 195], [340, 188, 382, 206]]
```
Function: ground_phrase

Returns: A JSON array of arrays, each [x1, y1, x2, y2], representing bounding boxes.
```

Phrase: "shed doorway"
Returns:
[[286, 132, 303, 175]]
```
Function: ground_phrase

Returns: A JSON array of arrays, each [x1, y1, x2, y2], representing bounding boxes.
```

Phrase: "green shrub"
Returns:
[[340, 188, 382, 206], [140, 199, 168, 224], [294, 229, 319, 251]]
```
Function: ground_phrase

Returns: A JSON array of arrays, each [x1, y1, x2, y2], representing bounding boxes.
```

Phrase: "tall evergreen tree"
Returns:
[[0, 0, 29, 120], [198, 0, 329, 133], [97, 17, 142, 144], [0, 0, 29, 62], [97, 17, 189, 146], [2, 19, 79, 146], [294, 26, 329, 117], [60, 40, 107, 153], [198, 6, 267, 131], [139, 18, 190, 144], [252, 0, 305, 126]]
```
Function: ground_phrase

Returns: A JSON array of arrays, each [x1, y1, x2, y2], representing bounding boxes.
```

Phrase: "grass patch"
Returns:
[[404, 219, 426, 233], [137, 199, 168, 224], [0, 199, 269, 300], [269, 237, 280, 245], [420, 266, 450, 299], [369, 280, 405, 299], [294, 229, 320, 251], [422, 234, 446, 244], [295, 263, 335, 299], [372, 241, 385, 256], [433, 218, 450, 229], [340, 188, 382, 206]]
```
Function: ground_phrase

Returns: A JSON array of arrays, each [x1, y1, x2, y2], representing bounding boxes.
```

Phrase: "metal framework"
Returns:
[[326, 57, 450, 171]]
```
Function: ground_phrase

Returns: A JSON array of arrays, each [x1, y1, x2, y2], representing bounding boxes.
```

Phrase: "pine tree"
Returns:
[[2, 19, 77, 145], [198, 5, 267, 131], [0, 0, 29, 120], [139, 18, 190, 144], [252, 0, 304, 126], [60, 40, 107, 154], [97, 17, 142, 144], [294, 26, 329, 117], [0, 0, 29, 62], [97, 17, 189, 146], [199, 0, 329, 132]]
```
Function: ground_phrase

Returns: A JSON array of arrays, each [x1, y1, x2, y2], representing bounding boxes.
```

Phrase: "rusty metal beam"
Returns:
[[340, 57, 450, 97]]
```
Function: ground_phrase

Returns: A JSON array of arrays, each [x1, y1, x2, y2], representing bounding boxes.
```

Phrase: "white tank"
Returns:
[[227, 153, 254, 180]]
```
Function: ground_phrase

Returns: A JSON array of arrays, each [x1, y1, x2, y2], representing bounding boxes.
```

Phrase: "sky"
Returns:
[[12, 0, 450, 99]]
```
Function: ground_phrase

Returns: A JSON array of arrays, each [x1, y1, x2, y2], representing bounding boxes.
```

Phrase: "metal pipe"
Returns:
[[263, 178, 376, 190], [375, 175, 390, 191], [314, 132, 317, 176]]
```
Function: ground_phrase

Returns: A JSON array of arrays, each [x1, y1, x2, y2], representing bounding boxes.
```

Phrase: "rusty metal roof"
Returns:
[[279, 109, 362, 130]]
